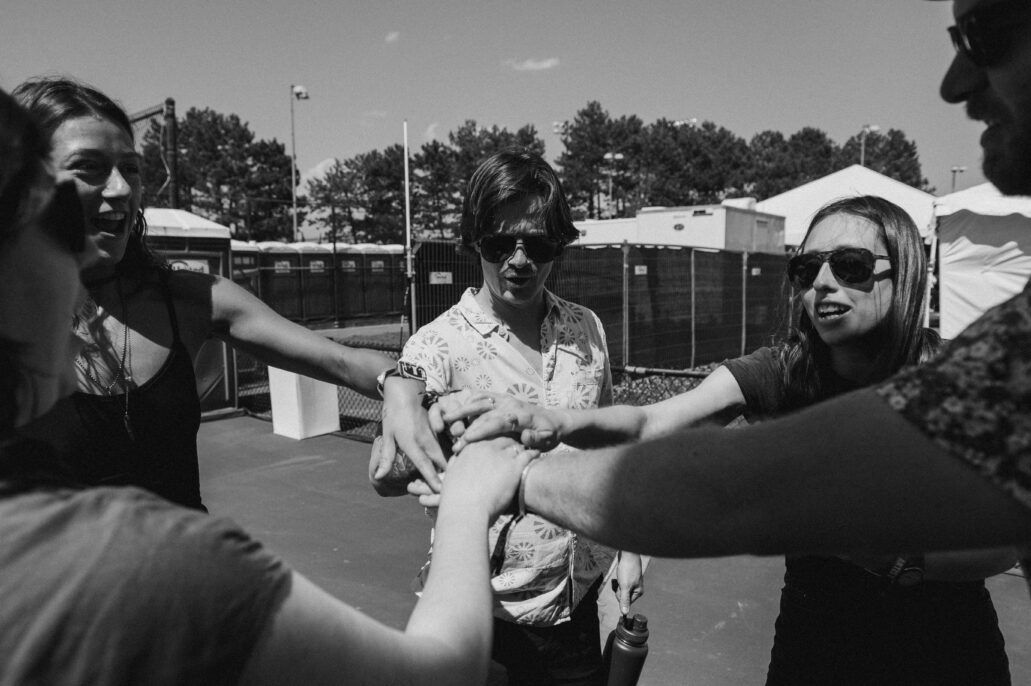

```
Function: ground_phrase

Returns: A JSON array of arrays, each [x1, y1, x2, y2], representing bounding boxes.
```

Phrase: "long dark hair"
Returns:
[[459, 148, 579, 257], [12, 76, 165, 279], [780, 195, 941, 407], [0, 88, 54, 432]]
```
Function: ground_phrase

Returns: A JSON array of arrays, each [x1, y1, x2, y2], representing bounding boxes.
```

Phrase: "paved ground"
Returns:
[[200, 415, 1031, 685]]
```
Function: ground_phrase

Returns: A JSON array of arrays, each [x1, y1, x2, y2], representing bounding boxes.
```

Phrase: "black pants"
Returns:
[[492, 581, 605, 686], [765, 575, 1010, 686]]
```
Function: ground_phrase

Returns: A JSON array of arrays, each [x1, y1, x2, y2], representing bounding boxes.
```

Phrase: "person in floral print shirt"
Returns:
[[430, 0, 1031, 605], [448, 195, 1018, 684], [384, 149, 643, 686]]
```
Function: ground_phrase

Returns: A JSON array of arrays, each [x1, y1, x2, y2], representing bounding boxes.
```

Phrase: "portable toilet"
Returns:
[[360, 244, 395, 316], [294, 242, 334, 323], [231, 239, 262, 297], [257, 241, 303, 321], [332, 242, 365, 320]]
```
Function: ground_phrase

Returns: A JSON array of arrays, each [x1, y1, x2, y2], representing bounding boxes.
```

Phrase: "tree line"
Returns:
[[140, 100, 932, 243]]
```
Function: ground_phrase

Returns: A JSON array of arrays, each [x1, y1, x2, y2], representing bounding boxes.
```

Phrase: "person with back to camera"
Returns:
[[0, 84, 536, 685], [376, 148, 644, 686], [419, 0, 1031, 649], [13, 76, 436, 512], [439, 195, 1016, 684]]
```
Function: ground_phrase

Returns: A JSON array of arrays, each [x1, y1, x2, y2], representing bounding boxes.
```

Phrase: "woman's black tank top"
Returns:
[[24, 273, 204, 510]]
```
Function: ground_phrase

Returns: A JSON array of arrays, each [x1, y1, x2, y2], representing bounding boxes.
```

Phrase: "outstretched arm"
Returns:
[[175, 272, 439, 480], [450, 366, 747, 451], [522, 390, 1031, 558], [200, 273, 394, 398], [239, 438, 536, 686]]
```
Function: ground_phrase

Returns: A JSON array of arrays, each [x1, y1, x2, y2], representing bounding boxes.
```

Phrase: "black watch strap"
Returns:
[[377, 361, 427, 397]]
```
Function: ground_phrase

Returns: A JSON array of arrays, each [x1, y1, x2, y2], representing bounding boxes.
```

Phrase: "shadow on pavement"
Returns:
[[199, 416, 1030, 686]]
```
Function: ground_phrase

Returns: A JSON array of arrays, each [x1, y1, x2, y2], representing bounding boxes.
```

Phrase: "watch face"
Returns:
[[376, 367, 400, 396]]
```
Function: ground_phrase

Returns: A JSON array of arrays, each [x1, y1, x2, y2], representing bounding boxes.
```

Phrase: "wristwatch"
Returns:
[[885, 554, 925, 587], [376, 361, 427, 398]]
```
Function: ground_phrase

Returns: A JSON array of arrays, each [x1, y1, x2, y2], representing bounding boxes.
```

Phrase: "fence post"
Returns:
[[690, 248, 696, 369], [622, 240, 630, 367], [331, 232, 339, 327], [741, 251, 748, 356], [406, 243, 417, 335], [298, 262, 307, 323]]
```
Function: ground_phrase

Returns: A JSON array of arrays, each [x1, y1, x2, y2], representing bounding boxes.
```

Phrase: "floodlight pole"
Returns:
[[290, 84, 309, 241], [404, 120, 416, 334], [164, 99, 178, 209], [859, 123, 879, 167], [950, 165, 967, 192]]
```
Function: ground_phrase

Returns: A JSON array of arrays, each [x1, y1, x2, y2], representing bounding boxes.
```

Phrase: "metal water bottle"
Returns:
[[602, 613, 649, 686]]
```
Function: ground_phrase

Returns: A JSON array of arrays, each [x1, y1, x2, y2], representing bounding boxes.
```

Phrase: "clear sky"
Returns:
[[3, 0, 983, 196]]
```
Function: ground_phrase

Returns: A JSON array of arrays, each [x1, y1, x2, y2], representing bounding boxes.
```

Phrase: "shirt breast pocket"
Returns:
[[567, 371, 602, 409]]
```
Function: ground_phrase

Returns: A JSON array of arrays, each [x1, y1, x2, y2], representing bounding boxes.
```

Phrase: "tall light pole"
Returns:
[[603, 151, 624, 217], [859, 123, 880, 167], [290, 84, 309, 241], [951, 165, 967, 192]]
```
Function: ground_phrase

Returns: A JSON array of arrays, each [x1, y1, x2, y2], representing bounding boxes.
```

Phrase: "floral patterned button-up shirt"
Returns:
[[402, 287, 614, 626], [875, 278, 1031, 512]]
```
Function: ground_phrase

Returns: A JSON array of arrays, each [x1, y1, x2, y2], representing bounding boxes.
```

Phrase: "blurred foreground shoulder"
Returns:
[[0, 484, 291, 686]]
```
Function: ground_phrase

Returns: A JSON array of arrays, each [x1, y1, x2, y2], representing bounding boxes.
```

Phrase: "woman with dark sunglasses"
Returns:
[[441, 195, 1015, 684], [12, 76, 435, 511], [0, 85, 536, 686]]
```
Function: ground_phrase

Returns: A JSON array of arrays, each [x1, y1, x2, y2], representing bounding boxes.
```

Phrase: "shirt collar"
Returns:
[[458, 287, 561, 338]]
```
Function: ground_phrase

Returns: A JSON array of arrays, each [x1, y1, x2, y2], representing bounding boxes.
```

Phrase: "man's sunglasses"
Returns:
[[477, 234, 561, 263], [787, 248, 890, 290], [948, 0, 1031, 68]]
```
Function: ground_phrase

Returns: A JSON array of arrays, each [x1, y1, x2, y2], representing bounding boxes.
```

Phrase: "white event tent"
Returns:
[[756, 165, 936, 247], [934, 182, 1031, 339], [144, 207, 231, 238]]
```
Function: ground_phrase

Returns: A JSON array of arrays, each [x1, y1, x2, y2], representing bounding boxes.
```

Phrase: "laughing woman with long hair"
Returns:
[[13, 76, 435, 511]]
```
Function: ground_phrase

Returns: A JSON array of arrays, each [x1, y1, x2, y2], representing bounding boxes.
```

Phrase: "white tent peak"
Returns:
[[756, 164, 936, 246]]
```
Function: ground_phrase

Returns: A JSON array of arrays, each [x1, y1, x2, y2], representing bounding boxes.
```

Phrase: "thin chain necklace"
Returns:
[[74, 279, 135, 441]]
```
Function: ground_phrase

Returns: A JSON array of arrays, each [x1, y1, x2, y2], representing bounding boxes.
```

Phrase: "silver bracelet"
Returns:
[[518, 457, 540, 517]]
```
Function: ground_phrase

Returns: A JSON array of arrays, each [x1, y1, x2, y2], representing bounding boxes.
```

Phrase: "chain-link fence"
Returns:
[[235, 338, 399, 443], [232, 240, 790, 442], [412, 241, 791, 368]]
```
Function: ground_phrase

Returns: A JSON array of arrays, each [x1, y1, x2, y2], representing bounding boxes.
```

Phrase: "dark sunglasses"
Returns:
[[43, 180, 88, 254], [787, 248, 890, 290], [948, 0, 1031, 68], [477, 234, 561, 263]]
